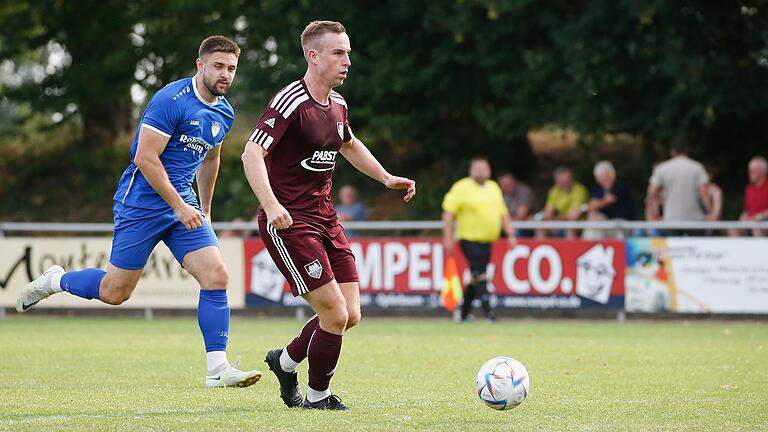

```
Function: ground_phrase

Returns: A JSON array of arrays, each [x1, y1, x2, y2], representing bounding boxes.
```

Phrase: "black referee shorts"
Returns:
[[459, 240, 492, 277]]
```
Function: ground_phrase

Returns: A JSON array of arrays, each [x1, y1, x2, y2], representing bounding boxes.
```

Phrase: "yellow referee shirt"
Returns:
[[442, 177, 508, 243]]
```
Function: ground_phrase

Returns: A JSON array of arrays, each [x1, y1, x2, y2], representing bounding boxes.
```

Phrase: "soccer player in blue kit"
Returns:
[[16, 36, 262, 388]]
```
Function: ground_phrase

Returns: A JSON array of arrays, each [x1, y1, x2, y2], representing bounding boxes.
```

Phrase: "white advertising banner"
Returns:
[[625, 238, 768, 314], [0, 238, 244, 309]]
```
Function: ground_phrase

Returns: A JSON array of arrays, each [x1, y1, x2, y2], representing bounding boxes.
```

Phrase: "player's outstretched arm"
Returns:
[[197, 145, 221, 221], [241, 141, 293, 229], [340, 135, 416, 202], [135, 127, 204, 230]]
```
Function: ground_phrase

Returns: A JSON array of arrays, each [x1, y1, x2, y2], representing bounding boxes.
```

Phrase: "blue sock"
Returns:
[[198, 289, 230, 352], [60, 268, 105, 300]]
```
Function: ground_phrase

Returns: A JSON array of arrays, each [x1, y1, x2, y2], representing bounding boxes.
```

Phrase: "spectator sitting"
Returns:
[[537, 166, 588, 239], [646, 135, 710, 236], [335, 184, 368, 237], [731, 156, 768, 236], [497, 172, 535, 237], [583, 161, 635, 239]]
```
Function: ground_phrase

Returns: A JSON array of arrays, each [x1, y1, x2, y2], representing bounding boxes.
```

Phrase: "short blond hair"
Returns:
[[301, 20, 346, 55]]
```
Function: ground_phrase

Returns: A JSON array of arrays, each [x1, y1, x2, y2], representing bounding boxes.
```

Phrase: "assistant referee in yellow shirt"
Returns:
[[442, 157, 516, 322]]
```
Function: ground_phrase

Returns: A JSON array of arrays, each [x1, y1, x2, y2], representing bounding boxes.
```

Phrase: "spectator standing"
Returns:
[[646, 137, 710, 235], [442, 157, 516, 322], [335, 184, 368, 237]]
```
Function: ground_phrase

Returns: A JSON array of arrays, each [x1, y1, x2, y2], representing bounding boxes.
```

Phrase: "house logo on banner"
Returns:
[[249, 248, 286, 302], [575, 244, 616, 304]]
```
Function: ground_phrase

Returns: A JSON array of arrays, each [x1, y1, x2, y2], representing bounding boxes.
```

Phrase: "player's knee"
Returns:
[[346, 307, 361, 329], [324, 306, 348, 332], [100, 287, 132, 305], [213, 265, 229, 288], [201, 263, 229, 289], [99, 278, 135, 305]]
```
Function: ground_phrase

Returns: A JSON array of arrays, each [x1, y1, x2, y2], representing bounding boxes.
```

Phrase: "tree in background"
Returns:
[[0, 1, 245, 147], [1, 0, 767, 221]]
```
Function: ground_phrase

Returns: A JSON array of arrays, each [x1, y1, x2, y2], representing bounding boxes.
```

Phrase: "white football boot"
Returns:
[[206, 357, 263, 388], [16, 265, 65, 312]]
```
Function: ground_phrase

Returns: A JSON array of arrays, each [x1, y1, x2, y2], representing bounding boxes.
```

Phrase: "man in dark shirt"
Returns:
[[586, 161, 634, 238]]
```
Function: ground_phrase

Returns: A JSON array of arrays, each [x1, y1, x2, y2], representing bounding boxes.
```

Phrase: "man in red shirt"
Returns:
[[737, 156, 768, 236], [242, 20, 416, 411]]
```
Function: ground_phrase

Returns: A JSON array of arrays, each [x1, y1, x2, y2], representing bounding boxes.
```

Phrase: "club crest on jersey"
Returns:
[[300, 150, 338, 172], [211, 121, 221, 138], [304, 259, 323, 279], [336, 122, 344, 139]]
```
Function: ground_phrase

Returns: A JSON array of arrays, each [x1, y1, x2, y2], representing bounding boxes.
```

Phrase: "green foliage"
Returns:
[[1, 317, 767, 431], [1, 1, 767, 221]]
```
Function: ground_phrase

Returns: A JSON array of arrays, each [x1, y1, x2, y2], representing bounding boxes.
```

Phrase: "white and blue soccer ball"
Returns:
[[476, 356, 530, 410]]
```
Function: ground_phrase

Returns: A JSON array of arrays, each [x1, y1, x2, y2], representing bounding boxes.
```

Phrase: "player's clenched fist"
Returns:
[[266, 203, 293, 230], [174, 202, 205, 230]]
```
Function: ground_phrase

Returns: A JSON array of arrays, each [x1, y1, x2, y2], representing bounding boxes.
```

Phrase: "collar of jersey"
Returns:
[[191, 76, 220, 107]]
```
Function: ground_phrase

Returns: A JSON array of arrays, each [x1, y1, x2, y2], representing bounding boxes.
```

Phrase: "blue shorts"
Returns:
[[110, 202, 219, 270]]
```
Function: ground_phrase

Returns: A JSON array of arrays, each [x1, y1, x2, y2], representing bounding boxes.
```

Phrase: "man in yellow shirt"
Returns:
[[442, 157, 516, 322], [539, 166, 588, 239]]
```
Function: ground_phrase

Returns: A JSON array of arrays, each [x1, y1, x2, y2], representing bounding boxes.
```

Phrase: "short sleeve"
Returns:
[[141, 93, 183, 138], [247, 105, 292, 152], [493, 183, 509, 216], [545, 187, 557, 208], [442, 183, 462, 214], [248, 82, 309, 152], [649, 166, 663, 187]]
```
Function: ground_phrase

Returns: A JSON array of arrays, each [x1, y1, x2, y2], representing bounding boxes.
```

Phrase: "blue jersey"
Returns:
[[114, 77, 234, 210]]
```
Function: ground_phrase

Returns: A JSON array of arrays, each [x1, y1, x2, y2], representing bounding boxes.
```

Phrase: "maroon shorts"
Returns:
[[258, 214, 359, 297]]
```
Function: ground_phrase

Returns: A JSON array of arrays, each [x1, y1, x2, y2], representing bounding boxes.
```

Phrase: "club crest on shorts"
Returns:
[[211, 121, 221, 138], [304, 259, 323, 279], [337, 121, 344, 139]]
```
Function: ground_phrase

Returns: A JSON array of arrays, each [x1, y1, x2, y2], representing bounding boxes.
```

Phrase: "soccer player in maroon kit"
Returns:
[[242, 21, 416, 410]]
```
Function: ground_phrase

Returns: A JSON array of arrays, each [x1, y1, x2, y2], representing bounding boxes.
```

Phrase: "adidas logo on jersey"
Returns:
[[264, 118, 276, 128]]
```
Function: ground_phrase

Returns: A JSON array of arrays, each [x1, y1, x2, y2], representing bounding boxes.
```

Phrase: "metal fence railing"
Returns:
[[1, 220, 768, 236]]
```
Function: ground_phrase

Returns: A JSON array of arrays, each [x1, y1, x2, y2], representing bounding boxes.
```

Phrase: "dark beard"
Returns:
[[204, 77, 227, 96]]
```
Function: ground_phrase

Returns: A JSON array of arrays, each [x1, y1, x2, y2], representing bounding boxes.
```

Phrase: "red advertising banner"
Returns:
[[244, 238, 625, 310]]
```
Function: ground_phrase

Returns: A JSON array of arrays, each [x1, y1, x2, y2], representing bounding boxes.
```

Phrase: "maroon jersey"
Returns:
[[249, 79, 352, 222]]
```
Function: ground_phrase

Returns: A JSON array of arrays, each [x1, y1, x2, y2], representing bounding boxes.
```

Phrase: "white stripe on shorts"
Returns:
[[266, 222, 308, 295]]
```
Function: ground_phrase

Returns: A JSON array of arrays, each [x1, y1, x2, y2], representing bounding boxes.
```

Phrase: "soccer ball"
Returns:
[[476, 356, 530, 410]]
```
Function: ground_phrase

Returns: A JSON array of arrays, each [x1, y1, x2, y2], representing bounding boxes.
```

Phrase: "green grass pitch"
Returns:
[[1, 317, 766, 431]]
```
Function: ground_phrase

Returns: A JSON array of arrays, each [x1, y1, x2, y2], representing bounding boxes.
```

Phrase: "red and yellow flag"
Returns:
[[441, 256, 463, 311]]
